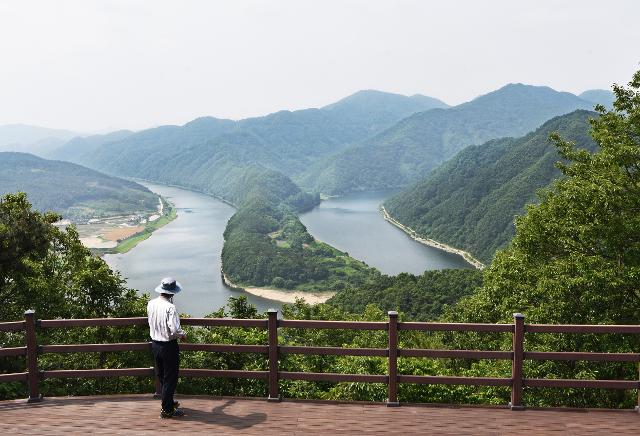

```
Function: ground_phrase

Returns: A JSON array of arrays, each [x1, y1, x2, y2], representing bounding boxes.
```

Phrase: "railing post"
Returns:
[[387, 311, 399, 406], [636, 363, 640, 413], [24, 310, 42, 403], [267, 309, 280, 402], [510, 312, 525, 410]]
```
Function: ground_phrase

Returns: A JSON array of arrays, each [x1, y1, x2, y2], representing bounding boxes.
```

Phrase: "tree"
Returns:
[[0, 192, 145, 321], [0, 193, 149, 400], [0, 193, 58, 307], [447, 70, 640, 408], [452, 70, 640, 325]]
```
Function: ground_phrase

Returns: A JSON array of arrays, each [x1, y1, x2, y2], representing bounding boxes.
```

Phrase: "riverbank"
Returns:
[[110, 198, 177, 253], [381, 206, 485, 270], [131, 177, 238, 208], [76, 195, 176, 254], [222, 272, 335, 305]]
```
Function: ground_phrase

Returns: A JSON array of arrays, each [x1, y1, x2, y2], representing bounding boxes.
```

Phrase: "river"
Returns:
[[299, 190, 473, 275], [105, 185, 471, 317], [103, 182, 281, 316]]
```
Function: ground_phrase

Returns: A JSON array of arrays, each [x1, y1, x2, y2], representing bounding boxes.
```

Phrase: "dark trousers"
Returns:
[[152, 340, 179, 412]]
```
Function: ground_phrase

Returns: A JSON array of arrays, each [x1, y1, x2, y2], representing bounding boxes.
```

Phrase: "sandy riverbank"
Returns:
[[381, 206, 485, 270], [222, 272, 335, 304]]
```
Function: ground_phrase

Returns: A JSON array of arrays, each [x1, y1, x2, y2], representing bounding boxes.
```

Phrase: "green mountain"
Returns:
[[50, 90, 447, 183], [579, 89, 615, 109], [0, 152, 158, 221], [321, 89, 449, 136], [50, 117, 237, 174], [384, 110, 598, 264], [302, 84, 595, 194], [47, 130, 134, 162]]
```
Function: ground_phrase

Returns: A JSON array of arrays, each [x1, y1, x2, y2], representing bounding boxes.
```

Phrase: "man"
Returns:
[[148, 277, 187, 419]]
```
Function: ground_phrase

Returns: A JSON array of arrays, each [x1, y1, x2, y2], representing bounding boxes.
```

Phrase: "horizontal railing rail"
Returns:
[[398, 322, 513, 332], [0, 321, 26, 332], [0, 310, 638, 410], [39, 317, 148, 328]]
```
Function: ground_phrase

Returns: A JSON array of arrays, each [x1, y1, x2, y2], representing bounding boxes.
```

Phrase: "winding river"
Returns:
[[103, 182, 281, 316], [105, 185, 471, 317]]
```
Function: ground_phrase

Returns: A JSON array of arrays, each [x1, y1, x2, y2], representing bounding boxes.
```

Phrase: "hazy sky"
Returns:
[[1, 0, 639, 132]]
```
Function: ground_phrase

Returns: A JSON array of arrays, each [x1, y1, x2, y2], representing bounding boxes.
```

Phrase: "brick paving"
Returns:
[[0, 394, 638, 435]]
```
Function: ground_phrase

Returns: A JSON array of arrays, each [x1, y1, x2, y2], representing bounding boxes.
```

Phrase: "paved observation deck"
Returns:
[[0, 395, 638, 435]]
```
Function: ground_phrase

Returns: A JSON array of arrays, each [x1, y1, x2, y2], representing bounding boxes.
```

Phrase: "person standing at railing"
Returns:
[[147, 277, 187, 419]]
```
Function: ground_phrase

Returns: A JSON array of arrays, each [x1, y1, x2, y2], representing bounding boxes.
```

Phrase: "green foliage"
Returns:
[[221, 170, 378, 291], [385, 110, 598, 263], [302, 84, 594, 195], [0, 193, 59, 307], [328, 270, 483, 321], [448, 71, 640, 407], [0, 192, 149, 399], [0, 152, 157, 221]]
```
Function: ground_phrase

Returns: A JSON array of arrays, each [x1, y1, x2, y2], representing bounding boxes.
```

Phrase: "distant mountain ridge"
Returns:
[[0, 124, 79, 156], [301, 84, 596, 194], [48, 130, 134, 162], [46, 85, 604, 205], [0, 152, 158, 221], [321, 89, 449, 135], [384, 110, 598, 264], [579, 89, 615, 109], [48, 89, 449, 193]]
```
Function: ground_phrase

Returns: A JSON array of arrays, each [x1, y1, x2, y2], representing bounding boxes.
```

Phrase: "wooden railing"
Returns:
[[1, 310, 639, 410]]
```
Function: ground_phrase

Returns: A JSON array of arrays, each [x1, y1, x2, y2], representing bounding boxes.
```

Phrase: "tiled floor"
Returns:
[[0, 394, 638, 435]]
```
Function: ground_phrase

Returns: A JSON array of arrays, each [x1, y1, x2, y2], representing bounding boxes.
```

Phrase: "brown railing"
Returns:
[[1, 310, 639, 410]]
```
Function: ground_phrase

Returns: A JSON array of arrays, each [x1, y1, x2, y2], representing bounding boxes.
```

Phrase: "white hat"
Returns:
[[155, 277, 182, 295]]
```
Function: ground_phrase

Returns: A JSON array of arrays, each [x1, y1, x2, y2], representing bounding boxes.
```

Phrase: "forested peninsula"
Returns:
[[219, 166, 379, 295]]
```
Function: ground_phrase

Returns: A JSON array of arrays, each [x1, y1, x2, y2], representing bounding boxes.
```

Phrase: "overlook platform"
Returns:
[[0, 395, 638, 435]]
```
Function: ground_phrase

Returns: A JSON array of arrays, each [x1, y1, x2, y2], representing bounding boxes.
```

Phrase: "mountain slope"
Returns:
[[302, 84, 594, 194], [384, 110, 598, 264], [48, 130, 134, 161], [0, 124, 79, 156], [321, 89, 449, 136], [52, 117, 238, 171], [51, 90, 447, 183], [0, 152, 158, 220], [0, 124, 77, 147], [579, 89, 615, 109]]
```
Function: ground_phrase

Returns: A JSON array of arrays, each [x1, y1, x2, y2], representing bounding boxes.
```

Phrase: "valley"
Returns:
[[2, 1, 638, 412], [1, 85, 615, 308]]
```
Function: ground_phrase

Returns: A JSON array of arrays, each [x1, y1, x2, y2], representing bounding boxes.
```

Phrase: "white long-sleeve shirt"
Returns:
[[147, 296, 185, 342]]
